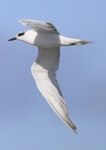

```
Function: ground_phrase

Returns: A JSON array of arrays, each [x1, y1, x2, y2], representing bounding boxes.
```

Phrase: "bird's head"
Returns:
[[8, 30, 37, 45]]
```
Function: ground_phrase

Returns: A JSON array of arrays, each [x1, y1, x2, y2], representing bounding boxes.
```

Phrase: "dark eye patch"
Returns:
[[18, 32, 25, 36]]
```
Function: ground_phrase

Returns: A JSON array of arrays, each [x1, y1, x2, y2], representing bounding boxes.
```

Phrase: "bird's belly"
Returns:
[[34, 33, 61, 48]]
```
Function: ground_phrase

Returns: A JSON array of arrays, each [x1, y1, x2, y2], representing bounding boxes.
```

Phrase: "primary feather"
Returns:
[[19, 19, 59, 33], [31, 47, 77, 133]]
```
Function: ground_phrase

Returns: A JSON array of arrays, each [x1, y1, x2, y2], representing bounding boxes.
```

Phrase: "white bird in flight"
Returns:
[[9, 19, 91, 133]]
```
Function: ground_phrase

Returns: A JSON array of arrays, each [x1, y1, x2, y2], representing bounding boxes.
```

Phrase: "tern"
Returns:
[[9, 19, 91, 133]]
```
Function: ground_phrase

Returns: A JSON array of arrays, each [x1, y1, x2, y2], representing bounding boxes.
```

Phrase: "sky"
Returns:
[[0, 0, 106, 150]]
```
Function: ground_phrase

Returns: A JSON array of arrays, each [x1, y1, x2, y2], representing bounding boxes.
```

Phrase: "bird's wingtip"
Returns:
[[71, 125, 78, 134], [73, 129, 78, 134], [18, 19, 23, 23], [18, 19, 27, 25]]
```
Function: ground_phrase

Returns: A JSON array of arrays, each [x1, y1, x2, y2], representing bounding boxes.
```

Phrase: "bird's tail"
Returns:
[[69, 39, 92, 46], [60, 35, 92, 46]]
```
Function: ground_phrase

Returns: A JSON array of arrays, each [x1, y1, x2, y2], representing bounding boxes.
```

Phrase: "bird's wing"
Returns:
[[31, 47, 77, 133], [19, 19, 59, 33]]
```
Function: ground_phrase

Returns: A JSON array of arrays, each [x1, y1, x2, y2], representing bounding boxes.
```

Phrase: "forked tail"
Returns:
[[60, 35, 92, 46]]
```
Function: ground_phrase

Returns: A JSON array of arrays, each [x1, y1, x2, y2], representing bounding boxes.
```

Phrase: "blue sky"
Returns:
[[0, 0, 106, 150]]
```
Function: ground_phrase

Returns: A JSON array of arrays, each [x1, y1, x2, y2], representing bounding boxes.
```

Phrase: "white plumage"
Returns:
[[9, 19, 91, 133]]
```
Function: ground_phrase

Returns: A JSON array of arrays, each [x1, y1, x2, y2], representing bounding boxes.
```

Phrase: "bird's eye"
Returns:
[[18, 32, 25, 36]]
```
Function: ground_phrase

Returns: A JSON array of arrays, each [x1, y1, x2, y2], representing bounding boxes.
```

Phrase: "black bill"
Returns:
[[8, 37, 17, 41]]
